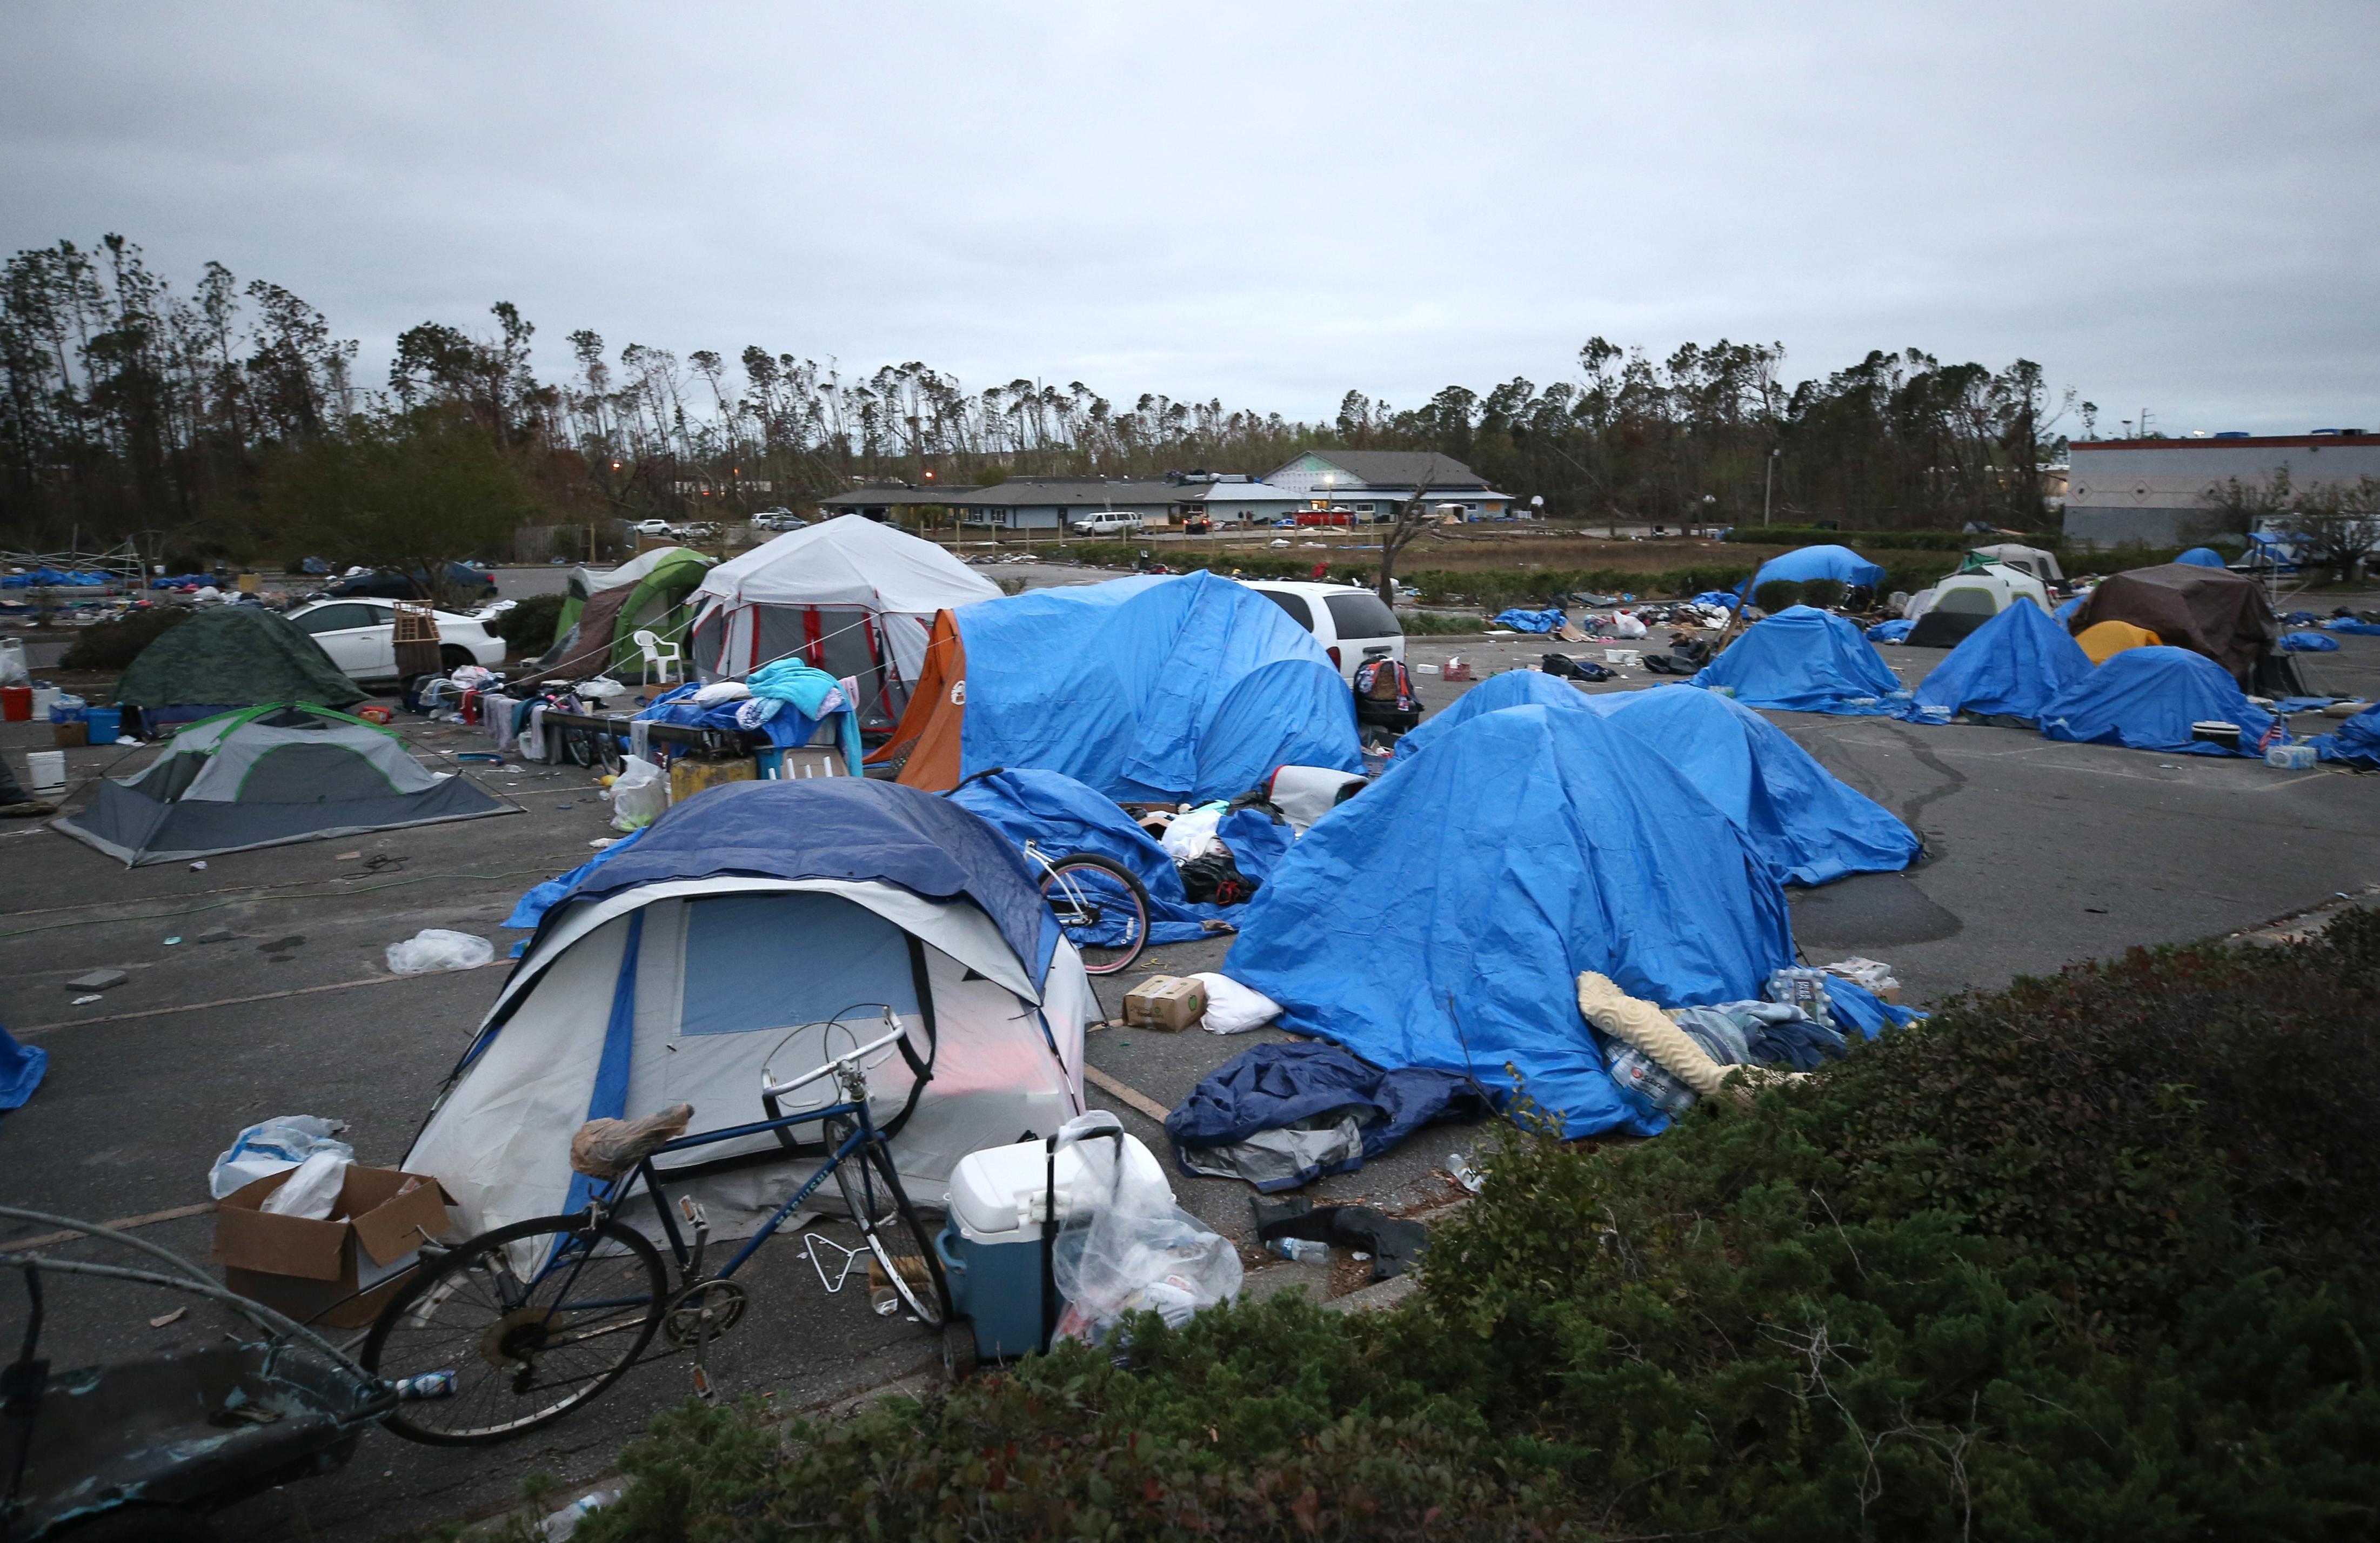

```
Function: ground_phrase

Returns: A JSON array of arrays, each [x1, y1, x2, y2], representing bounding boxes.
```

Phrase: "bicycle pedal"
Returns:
[[690, 1364, 718, 1403]]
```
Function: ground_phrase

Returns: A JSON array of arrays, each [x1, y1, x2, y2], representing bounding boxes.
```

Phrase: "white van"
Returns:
[[1241, 581, 1405, 681], [1069, 511, 1145, 535]]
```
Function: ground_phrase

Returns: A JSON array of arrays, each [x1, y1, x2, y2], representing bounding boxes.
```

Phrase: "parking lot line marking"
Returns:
[[14, 960, 507, 1038], [8, 1202, 217, 1253], [1083, 1064, 1172, 1123]]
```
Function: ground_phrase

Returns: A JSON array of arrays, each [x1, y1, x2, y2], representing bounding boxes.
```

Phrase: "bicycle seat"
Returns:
[[570, 1103, 694, 1180]]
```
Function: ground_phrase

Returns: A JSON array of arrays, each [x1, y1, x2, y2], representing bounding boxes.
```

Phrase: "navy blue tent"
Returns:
[[950, 766, 1232, 945], [2176, 547, 2229, 569], [2312, 703, 2380, 769], [2038, 646, 2276, 756], [1903, 598, 2095, 724], [1579, 687, 1922, 885], [1223, 702, 1800, 1138], [541, 777, 1058, 984], [1750, 544, 1887, 594], [1689, 606, 1909, 714]]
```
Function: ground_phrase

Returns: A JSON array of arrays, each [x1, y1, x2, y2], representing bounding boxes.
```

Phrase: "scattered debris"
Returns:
[[162, 936, 182, 946], [149, 1306, 187, 1329], [71, 994, 102, 1005], [65, 969, 128, 992], [334, 850, 362, 860], [257, 935, 305, 952], [195, 927, 232, 944], [188, 860, 206, 870], [385, 929, 494, 974]]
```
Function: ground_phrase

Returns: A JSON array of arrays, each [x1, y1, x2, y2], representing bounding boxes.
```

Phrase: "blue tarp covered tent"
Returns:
[[1390, 668, 1582, 763], [2311, 704, 2380, 769], [1902, 598, 2095, 724], [1489, 607, 1567, 633], [2176, 547, 2229, 569], [944, 572, 1360, 803], [2283, 631, 2340, 652], [1223, 702, 1800, 1137], [1867, 619, 1914, 642], [1750, 544, 1887, 594], [1689, 606, 1909, 714], [2038, 646, 2276, 756], [1579, 687, 1922, 886]]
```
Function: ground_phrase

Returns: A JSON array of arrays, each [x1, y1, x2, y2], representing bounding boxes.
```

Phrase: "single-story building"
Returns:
[[1261, 450, 1516, 520], [2065, 432, 2380, 548], [815, 485, 979, 524], [943, 478, 1180, 532], [1169, 474, 1307, 526]]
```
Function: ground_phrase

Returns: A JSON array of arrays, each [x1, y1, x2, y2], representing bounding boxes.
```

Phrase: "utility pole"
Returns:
[[1762, 448, 1779, 527]]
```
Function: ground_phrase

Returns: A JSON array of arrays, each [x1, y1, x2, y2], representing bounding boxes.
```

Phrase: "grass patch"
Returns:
[[577, 911, 2380, 1541]]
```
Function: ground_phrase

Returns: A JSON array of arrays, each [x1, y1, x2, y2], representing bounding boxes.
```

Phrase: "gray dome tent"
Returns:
[[55, 704, 513, 866]]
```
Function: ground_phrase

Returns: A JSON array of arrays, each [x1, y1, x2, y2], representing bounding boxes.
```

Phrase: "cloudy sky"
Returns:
[[4, 1, 2373, 436]]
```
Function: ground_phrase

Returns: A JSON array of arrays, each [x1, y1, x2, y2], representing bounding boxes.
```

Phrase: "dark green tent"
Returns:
[[116, 607, 366, 719]]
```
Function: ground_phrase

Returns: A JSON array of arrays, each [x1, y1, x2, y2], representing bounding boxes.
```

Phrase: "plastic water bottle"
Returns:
[[1269, 1237, 1329, 1264], [392, 1370, 457, 1401]]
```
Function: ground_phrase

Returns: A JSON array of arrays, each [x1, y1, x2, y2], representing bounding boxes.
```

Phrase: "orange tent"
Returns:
[[866, 609, 968, 789], [2074, 619, 2161, 665]]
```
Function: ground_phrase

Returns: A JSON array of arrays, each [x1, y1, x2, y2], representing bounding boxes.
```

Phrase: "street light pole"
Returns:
[[1763, 448, 1779, 527]]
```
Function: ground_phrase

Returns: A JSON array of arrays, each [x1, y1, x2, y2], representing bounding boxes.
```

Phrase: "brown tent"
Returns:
[[2068, 564, 2275, 683], [509, 587, 632, 690]]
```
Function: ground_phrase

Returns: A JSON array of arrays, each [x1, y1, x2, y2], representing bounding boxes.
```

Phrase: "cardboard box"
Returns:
[[671, 754, 757, 803], [214, 1166, 453, 1329], [1122, 975, 1207, 1032]]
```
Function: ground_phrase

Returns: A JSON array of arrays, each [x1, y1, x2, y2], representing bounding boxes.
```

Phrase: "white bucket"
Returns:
[[25, 749, 65, 794], [29, 686, 59, 719]]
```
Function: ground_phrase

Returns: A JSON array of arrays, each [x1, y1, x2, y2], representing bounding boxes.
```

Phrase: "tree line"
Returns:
[[0, 233, 2079, 571]]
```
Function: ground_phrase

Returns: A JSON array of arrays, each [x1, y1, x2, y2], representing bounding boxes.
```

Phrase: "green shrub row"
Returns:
[[490, 591, 566, 654], [56, 606, 191, 671], [1724, 525, 2065, 552], [580, 911, 2380, 1542]]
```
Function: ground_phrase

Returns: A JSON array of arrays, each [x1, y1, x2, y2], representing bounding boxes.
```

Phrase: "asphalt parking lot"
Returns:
[[3, 623, 2377, 1539]]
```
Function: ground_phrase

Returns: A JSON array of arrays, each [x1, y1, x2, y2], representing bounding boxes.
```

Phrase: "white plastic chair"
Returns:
[[631, 629, 683, 686]]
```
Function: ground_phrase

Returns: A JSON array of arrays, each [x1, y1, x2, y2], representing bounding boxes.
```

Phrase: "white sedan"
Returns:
[[285, 598, 507, 681]]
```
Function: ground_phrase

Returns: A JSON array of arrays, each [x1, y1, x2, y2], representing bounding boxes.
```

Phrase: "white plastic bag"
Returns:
[[1608, 610, 1649, 639], [260, 1147, 350, 1218], [1160, 801, 1228, 861], [1188, 972, 1280, 1035], [609, 755, 667, 831], [0, 639, 27, 688], [210, 1115, 353, 1200], [1052, 1113, 1241, 1345], [386, 928, 496, 974]]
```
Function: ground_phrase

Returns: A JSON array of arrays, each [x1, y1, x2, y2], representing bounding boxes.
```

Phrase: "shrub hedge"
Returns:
[[489, 592, 566, 655], [578, 913, 2380, 1541], [57, 606, 191, 671]]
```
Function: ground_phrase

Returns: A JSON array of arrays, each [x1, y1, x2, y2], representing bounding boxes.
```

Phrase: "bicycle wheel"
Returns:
[[362, 1215, 666, 1446], [827, 1126, 950, 1328], [1040, 852, 1149, 976]]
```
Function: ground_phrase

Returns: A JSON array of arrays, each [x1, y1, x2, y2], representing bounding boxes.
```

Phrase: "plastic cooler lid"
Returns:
[[945, 1135, 1167, 1242]]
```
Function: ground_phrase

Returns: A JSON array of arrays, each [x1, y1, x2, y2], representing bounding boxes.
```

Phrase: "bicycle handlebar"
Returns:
[[759, 1023, 906, 1102]]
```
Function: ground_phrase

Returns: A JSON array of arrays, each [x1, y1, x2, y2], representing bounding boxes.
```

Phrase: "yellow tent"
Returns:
[[2074, 619, 2161, 665]]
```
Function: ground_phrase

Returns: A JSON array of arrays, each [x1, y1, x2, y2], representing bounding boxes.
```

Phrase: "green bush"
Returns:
[[58, 606, 191, 670], [489, 592, 566, 655], [579, 914, 2380, 1541], [1400, 610, 1487, 635], [1800, 576, 1848, 608], [1753, 577, 1804, 612]]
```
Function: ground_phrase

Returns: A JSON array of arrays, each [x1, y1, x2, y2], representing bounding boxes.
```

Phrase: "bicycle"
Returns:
[[362, 1010, 949, 1446], [948, 767, 1154, 977]]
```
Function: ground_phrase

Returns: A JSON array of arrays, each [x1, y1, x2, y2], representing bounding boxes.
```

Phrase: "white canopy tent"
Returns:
[[687, 516, 1000, 728], [405, 875, 1092, 1245]]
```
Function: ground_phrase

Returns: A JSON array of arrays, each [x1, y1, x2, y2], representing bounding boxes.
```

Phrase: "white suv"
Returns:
[[1240, 581, 1405, 681], [1069, 511, 1145, 535]]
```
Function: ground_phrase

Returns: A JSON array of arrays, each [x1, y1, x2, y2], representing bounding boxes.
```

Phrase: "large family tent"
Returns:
[[114, 607, 364, 733], [2038, 647, 2275, 755], [2067, 563, 2276, 684], [54, 704, 511, 866], [1903, 598, 2095, 724], [406, 779, 1092, 1243], [549, 546, 714, 672], [1964, 543, 2063, 584], [1901, 566, 2053, 648], [1577, 687, 1922, 885], [1689, 606, 1908, 714], [875, 571, 1362, 803], [688, 516, 1000, 731], [1748, 544, 1887, 597], [1223, 703, 1801, 1139]]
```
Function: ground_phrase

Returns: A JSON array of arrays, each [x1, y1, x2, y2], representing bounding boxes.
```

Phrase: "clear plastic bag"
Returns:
[[386, 928, 496, 974], [1051, 1113, 1241, 1345], [609, 754, 667, 831], [210, 1115, 353, 1199], [259, 1147, 350, 1218]]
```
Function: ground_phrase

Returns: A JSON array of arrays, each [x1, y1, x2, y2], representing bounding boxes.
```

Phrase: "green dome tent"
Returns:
[[551, 546, 714, 674], [115, 606, 365, 733], [55, 703, 513, 866]]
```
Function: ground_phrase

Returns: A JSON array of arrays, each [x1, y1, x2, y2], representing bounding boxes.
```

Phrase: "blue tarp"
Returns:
[[0, 1021, 45, 1112], [505, 826, 649, 930], [1164, 1042, 1490, 1191], [634, 683, 817, 749], [1867, 619, 1914, 642], [1694, 591, 1743, 609], [1750, 544, 1887, 594], [2038, 646, 2276, 756], [1689, 606, 1910, 715], [1902, 599, 2095, 724], [1579, 687, 1922, 886], [2283, 631, 2341, 652], [952, 572, 1361, 803], [951, 767, 1224, 945], [2326, 619, 2380, 635], [2054, 594, 2085, 623], [1223, 702, 1800, 1138], [2311, 704, 2380, 769], [1390, 668, 1583, 763], [538, 779, 1058, 985], [1489, 607, 1567, 633], [2176, 547, 2229, 568]]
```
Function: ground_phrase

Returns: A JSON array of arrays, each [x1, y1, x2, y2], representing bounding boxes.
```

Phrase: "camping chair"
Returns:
[[631, 629, 683, 686]]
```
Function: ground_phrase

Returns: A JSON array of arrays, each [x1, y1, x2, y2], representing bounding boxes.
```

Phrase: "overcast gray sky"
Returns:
[[4, 1, 2373, 437]]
